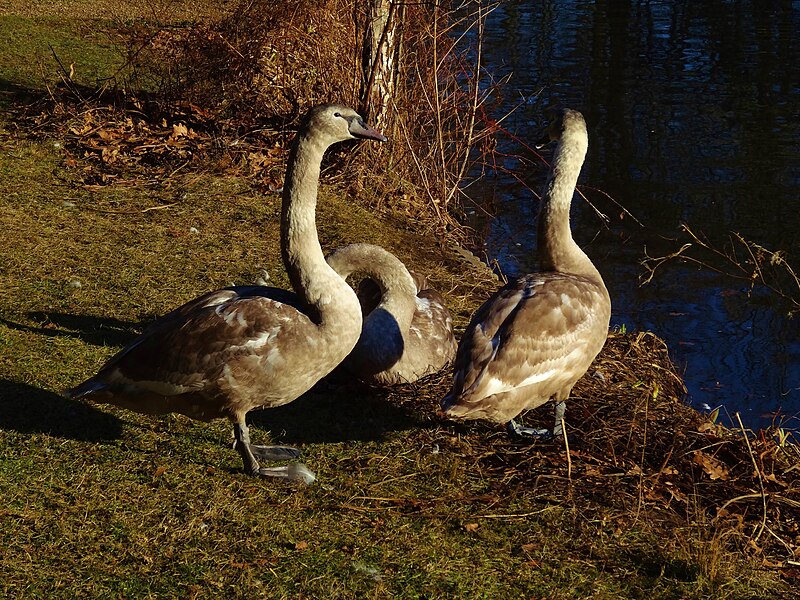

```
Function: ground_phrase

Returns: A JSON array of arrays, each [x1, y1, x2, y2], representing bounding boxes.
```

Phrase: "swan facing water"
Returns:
[[326, 243, 456, 385], [66, 104, 387, 481], [441, 108, 610, 439]]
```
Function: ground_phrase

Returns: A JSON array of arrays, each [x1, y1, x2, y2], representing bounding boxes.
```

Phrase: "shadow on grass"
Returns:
[[0, 379, 122, 441], [0, 78, 45, 111], [624, 548, 700, 582], [0, 312, 141, 348], [3, 311, 433, 445], [250, 380, 428, 445]]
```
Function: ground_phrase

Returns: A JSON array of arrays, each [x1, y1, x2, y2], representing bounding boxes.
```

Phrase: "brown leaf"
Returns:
[[173, 123, 189, 137], [691, 450, 729, 480], [153, 466, 167, 477], [625, 464, 643, 476], [464, 522, 479, 532], [294, 541, 308, 550]]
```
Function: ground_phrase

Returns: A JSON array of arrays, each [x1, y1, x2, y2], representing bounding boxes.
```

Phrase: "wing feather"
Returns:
[[447, 272, 608, 411], [95, 287, 311, 392]]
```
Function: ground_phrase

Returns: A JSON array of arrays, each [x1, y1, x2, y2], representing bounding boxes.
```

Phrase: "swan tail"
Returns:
[[64, 378, 108, 400]]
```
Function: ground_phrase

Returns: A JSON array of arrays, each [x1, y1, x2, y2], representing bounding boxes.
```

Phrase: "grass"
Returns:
[[0, 3, 797, 598], [0, 14, 119, 97]]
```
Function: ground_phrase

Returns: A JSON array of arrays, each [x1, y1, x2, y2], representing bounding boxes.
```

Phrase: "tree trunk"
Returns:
[[360, 0, 401, 129]]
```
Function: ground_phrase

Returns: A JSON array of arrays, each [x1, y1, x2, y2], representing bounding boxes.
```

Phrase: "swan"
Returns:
[[441, 108, 611, 439], [66, 104, 387, 481], [325, 243, 456, 385]]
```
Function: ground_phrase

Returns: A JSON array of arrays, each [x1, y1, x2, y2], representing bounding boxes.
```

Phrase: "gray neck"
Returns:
[[537, 127, 604, 286], [280, 133, 360, 326], [326, 244, 417, 331]]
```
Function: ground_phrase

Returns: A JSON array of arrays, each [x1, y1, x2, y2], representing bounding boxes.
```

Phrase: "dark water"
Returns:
[[468, 0, 800, 429]]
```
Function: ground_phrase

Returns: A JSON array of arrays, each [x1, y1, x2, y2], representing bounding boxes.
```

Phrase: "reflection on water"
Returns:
[[470, 0, 800, 428]]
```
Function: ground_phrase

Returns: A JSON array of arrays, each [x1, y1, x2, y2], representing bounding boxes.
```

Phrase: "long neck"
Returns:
[[537, 128, 603, 285], [327, 245, 418, 331], [280, 133, 360, 326]]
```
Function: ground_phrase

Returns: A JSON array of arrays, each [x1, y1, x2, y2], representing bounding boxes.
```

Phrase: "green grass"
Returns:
[[0, 14, 122, 97], [0, 3, 794, 599]]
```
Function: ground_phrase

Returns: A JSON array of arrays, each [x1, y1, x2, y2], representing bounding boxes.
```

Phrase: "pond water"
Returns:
[[467, 0, 800, 429]]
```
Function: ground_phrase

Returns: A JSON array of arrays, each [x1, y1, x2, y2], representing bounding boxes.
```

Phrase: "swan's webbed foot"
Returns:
[[257, 463, 317, 484], [506, 401, 567, 441], [249, 445, 301, 461], [506, 419, 553, 440], [233, 422, 315, 484]]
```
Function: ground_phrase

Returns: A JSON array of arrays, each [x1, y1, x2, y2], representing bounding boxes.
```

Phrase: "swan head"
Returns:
[[302, 104, 388, 144], [536, 107, 586, 148]]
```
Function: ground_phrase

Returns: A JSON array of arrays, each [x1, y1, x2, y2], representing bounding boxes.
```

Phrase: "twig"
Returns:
[[735, 412, 768, 542], [83, 202, 179, 215], [562, 416, 572, 483], [640, 224, 800, 314], [634, 384, 653, 523]]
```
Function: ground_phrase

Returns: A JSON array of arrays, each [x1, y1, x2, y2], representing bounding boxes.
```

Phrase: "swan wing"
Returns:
[[87, 287, 311, 395], [410, 291, 457, 360], [447, 273, 608, 409]]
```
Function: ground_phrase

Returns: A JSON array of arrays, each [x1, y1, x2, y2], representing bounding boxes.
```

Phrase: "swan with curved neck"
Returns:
[[441, 108, 610, 439], [66, 104, 387, 481], [325, 243, 456, 385]]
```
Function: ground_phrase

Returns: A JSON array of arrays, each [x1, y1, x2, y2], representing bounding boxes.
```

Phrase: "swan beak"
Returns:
[[534, 126, 553, 150], [349, 118, 388, 142]]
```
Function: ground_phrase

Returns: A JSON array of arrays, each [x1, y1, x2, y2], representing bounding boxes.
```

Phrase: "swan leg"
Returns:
[[507, 400, 567, 440], [233, 423, 313, 483], [552, 400, 566, 439]]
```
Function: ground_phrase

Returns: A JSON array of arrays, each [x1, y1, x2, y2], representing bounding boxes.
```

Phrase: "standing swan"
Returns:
[[325, 243, 456, 385], [441, 108, 610, 439], [66, 104, 387, 481]]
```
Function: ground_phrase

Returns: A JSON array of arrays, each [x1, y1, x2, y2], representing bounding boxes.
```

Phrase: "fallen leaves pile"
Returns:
[[16, 88, 291, 191]]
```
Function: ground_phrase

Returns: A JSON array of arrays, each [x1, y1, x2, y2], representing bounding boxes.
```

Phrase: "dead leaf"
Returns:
[[691, 450, 730, 480], [172, 123, 189, 137], [294, 541, 308, 550], [625, 464, 643, 476], [667, 486, 687, 503], [153, 466, 167, 477], [464, 523, 479, 532]]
